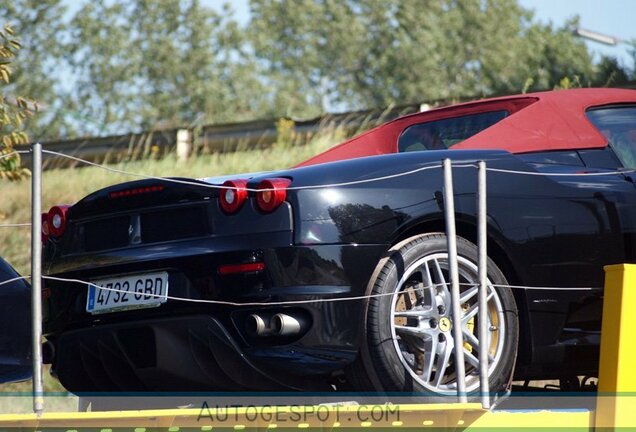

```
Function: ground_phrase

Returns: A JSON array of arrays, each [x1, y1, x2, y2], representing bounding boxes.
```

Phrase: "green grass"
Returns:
[[0, 131, 341, 401]]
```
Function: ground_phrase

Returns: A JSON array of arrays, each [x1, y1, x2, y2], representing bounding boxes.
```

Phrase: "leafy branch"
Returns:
[[0, 22, 34, 180]]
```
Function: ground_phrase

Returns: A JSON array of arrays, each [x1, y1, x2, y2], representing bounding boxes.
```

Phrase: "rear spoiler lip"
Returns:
[[198, 171, 272, 185]]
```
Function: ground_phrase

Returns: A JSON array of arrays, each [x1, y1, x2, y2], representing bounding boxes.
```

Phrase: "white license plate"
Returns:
[[86, 272, 169, 314]]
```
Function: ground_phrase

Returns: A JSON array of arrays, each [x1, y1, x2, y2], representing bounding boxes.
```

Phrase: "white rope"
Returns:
[[486, 167, 636, 177], [41, 275, 601, 308], [43, 149, 459, 191], [0, 275, 30, 287], [43, 275, 400, 306], [0, 222, 31, 228], [43, 150, 235, 189], [489, 283, 599, 291], [41, 150, 636, 197], [0, 151, 21, 161]]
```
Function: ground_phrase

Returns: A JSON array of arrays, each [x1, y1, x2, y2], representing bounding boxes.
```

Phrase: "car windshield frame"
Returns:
[[586, 104, 636, 168]]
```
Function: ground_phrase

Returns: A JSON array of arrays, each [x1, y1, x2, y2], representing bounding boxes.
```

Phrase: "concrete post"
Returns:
[[176, 129, 192, 162]]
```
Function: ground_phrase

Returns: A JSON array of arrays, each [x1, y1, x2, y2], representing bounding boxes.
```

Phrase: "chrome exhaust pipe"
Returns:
[[246, 314, 271, 336], [272, 313, 301, 336]]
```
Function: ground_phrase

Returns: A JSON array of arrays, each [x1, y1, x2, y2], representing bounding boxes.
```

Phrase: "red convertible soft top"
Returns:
[[297, 88, 636, 167]]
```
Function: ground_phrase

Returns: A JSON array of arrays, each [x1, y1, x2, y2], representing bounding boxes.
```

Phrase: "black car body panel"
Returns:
[[0, 257, 32, 384], [42, 145, 636, 391]]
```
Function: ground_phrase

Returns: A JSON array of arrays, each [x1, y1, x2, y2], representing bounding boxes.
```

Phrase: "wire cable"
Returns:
[[0, 151, 21, 162], [42, 275, 601, 308], [43, 149, 459, 192], [42, 150, 636, 196], [486, 167, 636, 177], [0, 275, 30, 288]]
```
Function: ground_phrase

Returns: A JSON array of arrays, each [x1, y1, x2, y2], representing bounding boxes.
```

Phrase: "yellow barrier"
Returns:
[[5, 263, 636, 429], [595, 264, 636, 428], [0, 403, 593, 429]]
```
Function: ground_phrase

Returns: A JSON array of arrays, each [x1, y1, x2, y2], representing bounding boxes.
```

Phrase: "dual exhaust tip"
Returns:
[[247, 313, 302, 337]]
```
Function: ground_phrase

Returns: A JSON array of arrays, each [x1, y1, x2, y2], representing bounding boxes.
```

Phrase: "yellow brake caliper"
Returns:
[[463, 303, 474, 353]]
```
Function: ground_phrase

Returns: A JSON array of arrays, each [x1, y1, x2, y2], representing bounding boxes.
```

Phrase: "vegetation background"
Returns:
[[1, 0, 635, 141], [0, 0, 635, 399]]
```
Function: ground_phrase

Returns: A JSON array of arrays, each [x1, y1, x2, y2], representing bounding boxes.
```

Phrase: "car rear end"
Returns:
[[42, 175, 380, 393]]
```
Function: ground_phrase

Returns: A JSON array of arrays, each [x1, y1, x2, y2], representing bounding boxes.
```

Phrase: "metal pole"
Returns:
[[477, 161, 491, 409], [443, 158, 467, 402], [31, 143, 44, 415]]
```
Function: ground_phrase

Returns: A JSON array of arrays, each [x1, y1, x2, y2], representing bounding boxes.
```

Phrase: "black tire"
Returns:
[[354, 233, 518, 395]]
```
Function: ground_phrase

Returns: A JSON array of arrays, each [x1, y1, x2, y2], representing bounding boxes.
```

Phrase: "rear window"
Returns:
[[398, 110, 508, 152], [586, 105, 636, 168]]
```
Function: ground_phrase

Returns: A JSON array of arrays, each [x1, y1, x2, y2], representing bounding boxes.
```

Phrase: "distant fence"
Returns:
[[17, 103, 424, 170]]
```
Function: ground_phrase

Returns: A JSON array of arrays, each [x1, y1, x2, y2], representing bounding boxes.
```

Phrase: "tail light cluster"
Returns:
[[42, 205, 70, 243], [219, 179, 248, 214], [41, 178, 290, 243], [220, 178, 291, 215]]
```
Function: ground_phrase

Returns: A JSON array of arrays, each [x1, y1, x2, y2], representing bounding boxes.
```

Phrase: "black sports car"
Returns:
[[42, 88, 636, 395]]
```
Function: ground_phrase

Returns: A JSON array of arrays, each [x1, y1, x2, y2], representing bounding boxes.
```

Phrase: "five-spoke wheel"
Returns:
[[356, 233, 518, 395]]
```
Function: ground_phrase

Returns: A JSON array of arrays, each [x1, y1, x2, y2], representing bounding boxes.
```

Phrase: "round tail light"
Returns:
[[256, 178, 291, 213], [47, 205, 70, 238], [219, 179, 248, 214]]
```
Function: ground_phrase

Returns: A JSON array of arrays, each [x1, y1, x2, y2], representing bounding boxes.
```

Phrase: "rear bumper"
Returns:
[[44, 242, 387, 392], [52, 314, 358, 392]]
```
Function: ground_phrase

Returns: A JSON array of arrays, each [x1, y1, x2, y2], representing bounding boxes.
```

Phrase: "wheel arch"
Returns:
[[391, 216, 532, 366]]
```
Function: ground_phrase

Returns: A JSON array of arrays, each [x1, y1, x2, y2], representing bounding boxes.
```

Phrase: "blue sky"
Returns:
[[518, 0, 634, 66]]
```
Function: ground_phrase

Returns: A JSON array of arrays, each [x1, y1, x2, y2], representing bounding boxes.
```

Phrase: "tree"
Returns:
[[516, 17, 595, 91], [67, 0, 268, 135], [593, 56, 631, 87], [0, 23, 34, 180], [249, 0, 600, 115], [0, 0, 71, 140], [3, 0, 633, 142]]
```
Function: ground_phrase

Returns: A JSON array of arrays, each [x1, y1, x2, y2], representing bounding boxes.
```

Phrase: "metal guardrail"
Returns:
[[18, 129, 178, 170], [16, 105, 421, 170]]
